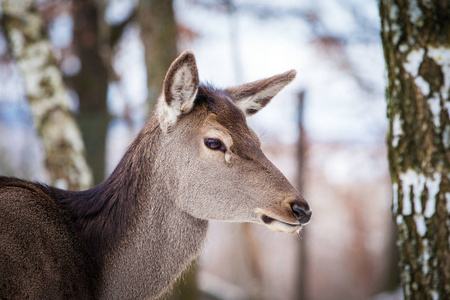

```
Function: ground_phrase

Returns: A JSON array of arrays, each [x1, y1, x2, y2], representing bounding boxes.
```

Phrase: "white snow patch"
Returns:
[[414, 76, 429, 95], [427, 47, 450, 99], [427, 94, 441, 127], [396, 214, 404, 225], [9, 28, 25, 56], [403, 49, 433, 97], [430, 290, 439, 300], [424, 173, 441, 218], [413, 181, 425, 213], [413, 215, 426, 237], [402, 191, 412, 215], [444, 125, 450, 147], [445, 101, 450, 116], [404, 49, 425, 77], [400, 169, 426, 215], [408, 0, 422, 25], [392, 183, 399, 213], [391, 23, 401, 45], [389, 4, 399, 20], [64, 119, 85, 152], [19, 41, 50, 71], [392, 114, 402, 147], [399, 44, 408, 53]]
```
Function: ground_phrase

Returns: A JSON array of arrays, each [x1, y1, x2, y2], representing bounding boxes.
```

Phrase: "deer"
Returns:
[[0, 51, 311, 299]]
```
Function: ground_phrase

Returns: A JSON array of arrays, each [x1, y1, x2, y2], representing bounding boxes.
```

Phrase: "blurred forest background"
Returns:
[[0, 0, 399, 299]]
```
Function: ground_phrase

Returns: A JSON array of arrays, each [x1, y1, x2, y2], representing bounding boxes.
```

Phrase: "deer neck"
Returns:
[[100, 186, 208, 299], [62, 118, 209, 299]]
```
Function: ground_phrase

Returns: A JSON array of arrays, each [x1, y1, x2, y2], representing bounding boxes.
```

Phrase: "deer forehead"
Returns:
[[193, 94, 262, 156], [173, 87, 261, 153]]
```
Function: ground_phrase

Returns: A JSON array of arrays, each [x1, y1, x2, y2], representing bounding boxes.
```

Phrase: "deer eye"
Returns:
[[204, 138, 225, 152]]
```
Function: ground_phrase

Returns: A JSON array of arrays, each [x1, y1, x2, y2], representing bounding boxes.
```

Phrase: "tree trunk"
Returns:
[[1, 0, 93, 190], [138, 0, 178, 112], [72, 0, 110, 185], [379, 0, 450, 298], [296, 91, 308, 300]]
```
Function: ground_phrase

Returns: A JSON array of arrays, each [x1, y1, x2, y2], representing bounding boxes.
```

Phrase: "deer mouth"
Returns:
[[260, 215, 303, 234]]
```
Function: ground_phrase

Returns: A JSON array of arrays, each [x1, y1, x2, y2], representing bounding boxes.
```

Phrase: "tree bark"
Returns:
[[296, 91, 308, 300], [1, 0, 93, 190], [379, 0, 450, 298], [72, 0, 110, 185], [138, 0, 178, 112]]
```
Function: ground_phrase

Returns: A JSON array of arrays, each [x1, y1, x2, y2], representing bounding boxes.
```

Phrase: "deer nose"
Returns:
[[291, 202, 312, 224]]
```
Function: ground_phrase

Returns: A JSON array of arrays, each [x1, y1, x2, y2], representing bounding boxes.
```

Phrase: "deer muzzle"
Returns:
[[256, 199, 311, 234]]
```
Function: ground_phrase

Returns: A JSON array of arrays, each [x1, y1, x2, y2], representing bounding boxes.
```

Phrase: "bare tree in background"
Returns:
[[138, 0, 178, 112], [71, 0, 110, 185], [379, 0, 450, 298], [1, 0, 92, 190]]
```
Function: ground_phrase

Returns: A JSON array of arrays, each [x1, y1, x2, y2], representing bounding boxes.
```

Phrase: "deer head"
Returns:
[[156, 51, 311, 233]]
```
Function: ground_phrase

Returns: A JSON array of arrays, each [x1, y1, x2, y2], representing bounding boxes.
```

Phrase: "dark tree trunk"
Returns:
[[379, 0, 450, 298], [138, 0, 178, 112], [296, 91, 308, 300], [72, 0, 110, 185]]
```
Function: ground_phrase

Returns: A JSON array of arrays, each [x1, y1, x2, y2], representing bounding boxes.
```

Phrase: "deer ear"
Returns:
[[225, 70, 296, 117], [157, 51, 200, 132]]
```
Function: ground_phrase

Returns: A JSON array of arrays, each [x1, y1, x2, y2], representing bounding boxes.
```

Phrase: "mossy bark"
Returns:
[[379, 0, 450, 298], [1, 0, 93, 190]]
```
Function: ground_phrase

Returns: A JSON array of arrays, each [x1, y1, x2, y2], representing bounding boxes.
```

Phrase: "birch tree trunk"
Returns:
[[1, 0, 93, 190], [379, 0, 450, 298]]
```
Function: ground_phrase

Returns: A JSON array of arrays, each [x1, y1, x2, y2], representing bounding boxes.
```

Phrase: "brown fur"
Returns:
[[0, 51, 310, 299], [0, 177, 98, 299]]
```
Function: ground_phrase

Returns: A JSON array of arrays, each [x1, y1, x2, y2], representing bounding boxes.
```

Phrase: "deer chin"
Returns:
[[260, 215, 303, 234]]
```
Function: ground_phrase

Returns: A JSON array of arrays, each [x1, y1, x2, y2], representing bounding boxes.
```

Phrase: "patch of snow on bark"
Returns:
[[414, 76, 429, 95], [408, 0, 422, 25], [400, 169, 426, 215], [396, 214, 403, 225], [404, 48, 424, 77], [443, 125, 450, 147], [2, 0, 34, 18], [413, 214, 426, 237], [9, 28, 25, 56], [430, 290, 438, 300], [427, 47, 450, 99], [427, 94, 441, 128], [424, 173, 441, 218], [392, 182, 398, 213], [392, 114, 402, 147]]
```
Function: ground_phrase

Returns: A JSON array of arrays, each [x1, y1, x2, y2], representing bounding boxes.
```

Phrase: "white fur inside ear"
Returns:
[[236, 85, 281, 116], [170, 65, 197, 112], [235, 96, 262, 116], [158, 64, 198, 132]]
